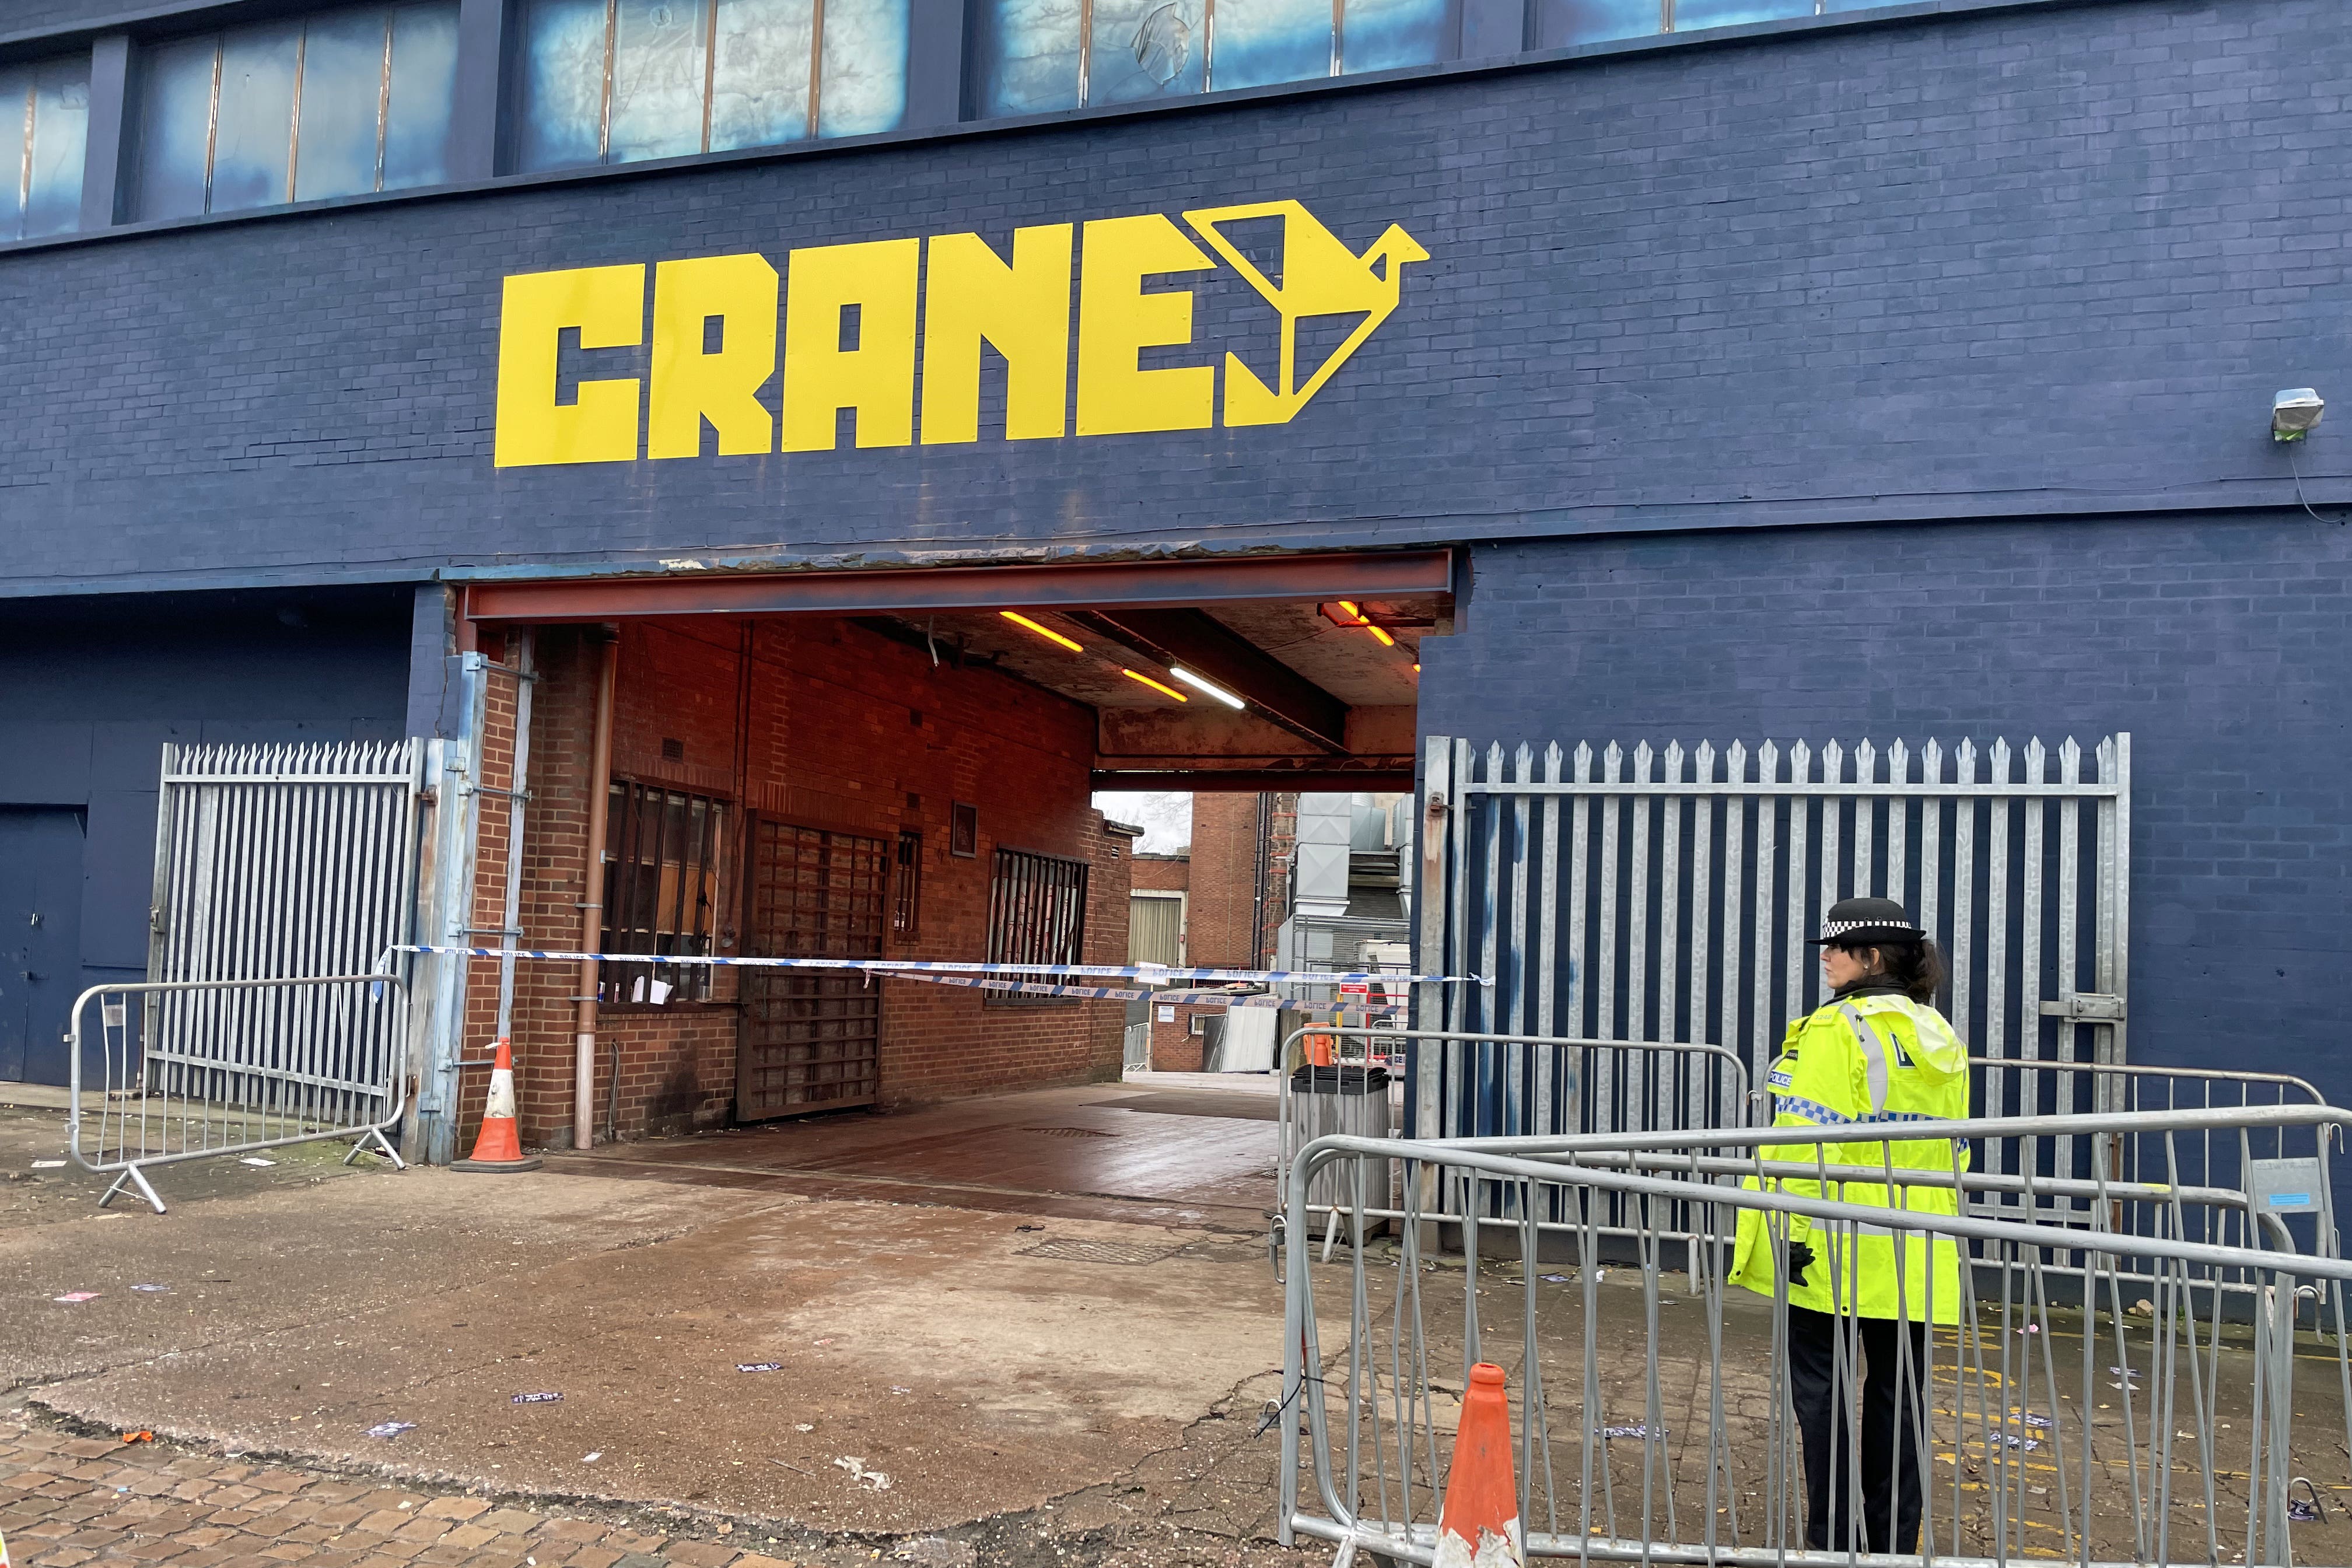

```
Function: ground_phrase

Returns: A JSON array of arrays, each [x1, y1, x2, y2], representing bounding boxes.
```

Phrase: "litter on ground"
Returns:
[[365, 1422, 415, 1439], [239, 1157, 275, 1167], [510, 1391, 562, 1405], [52, 1293, 99, 1303], [834, 1456, 892, 1490], [29, 1160, 64, 1169], [737, 1362, 784, 1373]]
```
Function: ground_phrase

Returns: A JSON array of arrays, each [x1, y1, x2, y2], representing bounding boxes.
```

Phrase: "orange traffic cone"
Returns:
[[1435, 1363, 1521, 1568], [453, 1037, 542, 1172]]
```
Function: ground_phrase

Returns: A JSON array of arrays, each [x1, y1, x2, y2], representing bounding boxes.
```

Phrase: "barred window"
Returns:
[[601, 780, 727, 1003], [892, 829, 922, 940], [986, 847, 1087, 1004]]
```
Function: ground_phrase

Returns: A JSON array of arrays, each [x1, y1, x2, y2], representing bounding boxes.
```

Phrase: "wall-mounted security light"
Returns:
[[2273, 388, 2325, 442]]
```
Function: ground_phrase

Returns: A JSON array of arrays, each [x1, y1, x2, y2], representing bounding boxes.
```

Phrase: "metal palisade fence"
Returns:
[[1418, 734, 2130, 1165], [66, 740, 426, 1211]]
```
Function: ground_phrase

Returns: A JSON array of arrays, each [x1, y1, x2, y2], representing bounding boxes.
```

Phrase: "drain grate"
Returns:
[[1019, 1236, 1179, 1266], [1026, 1125, 1114, 1139]]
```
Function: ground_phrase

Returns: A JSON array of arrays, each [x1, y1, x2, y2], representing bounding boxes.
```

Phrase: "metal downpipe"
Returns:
[[574, 631, 617, 1151]]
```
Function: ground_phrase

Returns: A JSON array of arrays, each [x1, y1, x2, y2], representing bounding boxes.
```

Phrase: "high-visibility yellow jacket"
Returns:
[[1728, 989, 1972, 1322]]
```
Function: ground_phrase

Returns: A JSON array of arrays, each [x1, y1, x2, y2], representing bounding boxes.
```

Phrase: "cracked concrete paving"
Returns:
[[0, 1102, 1327, 1567]]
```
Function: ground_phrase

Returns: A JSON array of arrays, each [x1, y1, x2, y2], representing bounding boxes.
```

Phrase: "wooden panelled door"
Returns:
[[736, 819, 888, 1119]]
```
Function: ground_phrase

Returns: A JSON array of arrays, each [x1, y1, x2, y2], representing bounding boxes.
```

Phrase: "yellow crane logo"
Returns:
[[1183, 200, 1431, 427], [493, 197, 1433, 464]]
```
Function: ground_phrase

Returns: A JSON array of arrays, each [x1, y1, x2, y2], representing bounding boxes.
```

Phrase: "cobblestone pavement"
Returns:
[[0, 1420, 822, 1568], [0, 1405, 1308, 1568]]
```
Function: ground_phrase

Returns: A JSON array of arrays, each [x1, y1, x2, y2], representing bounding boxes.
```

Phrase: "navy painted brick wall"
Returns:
[[1427, 517, 2352, 1103], [3, 0, 2347, 593], [0, 586, 412, 1011]]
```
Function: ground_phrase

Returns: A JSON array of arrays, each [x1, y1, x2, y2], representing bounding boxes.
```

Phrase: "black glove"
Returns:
[[1786, 1240, 1816, 1287]]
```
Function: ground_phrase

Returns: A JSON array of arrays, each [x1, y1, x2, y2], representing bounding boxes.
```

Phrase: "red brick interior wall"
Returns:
[[1147, 1001, 1232, 1072], [492, 618, 1129, 1147], [1258, 793, 1298, 967], [1130, 855, 1188, 894], [1186, 793, 1266, 970]]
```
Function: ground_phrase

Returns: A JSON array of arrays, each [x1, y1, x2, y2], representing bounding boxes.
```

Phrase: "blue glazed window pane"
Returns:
[[610, 0, 709, 163], [1672, 0, 1810, 29], [1207, 0, 1331, 92], [132, 36, 219, 220], [815, 0, 908, 137], [520, 0, 610, 171], [973, 0, 1080, 117], [294, 9, 388, 201], [210, 23, 300, 211], [24, 62, 88, 237], [710, 0, 816, 148], [0, 70, 24, 241], [1086, 0, 1203, 105], [1341, 0, 1445, 73], [1536, 0, 1657, 44], [383, 4, 460, 188]]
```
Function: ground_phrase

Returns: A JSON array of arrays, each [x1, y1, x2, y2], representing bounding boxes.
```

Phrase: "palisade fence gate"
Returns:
[[1415, 732, 2130, 1192], [66, 741, 429, 1208]]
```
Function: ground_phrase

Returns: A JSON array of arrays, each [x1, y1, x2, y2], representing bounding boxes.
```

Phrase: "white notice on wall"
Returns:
[[1157, 1006, 1176, 1023]]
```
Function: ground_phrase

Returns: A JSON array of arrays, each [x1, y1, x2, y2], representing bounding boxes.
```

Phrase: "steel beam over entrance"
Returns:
[[460, 550, 1457, 624]]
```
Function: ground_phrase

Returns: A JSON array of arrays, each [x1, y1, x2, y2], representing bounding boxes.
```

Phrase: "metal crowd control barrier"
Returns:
[[1278, 1027, 1758, 1260], [1279, 1104, 2352, 1566], [66, 972, 410, 1214]]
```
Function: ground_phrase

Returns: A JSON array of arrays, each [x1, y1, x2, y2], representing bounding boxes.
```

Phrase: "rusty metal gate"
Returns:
[[736, 818, 888, 1117]]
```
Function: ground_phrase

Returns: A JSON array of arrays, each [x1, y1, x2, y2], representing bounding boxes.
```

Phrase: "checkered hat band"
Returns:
[[1821, 918, 1920, 939]]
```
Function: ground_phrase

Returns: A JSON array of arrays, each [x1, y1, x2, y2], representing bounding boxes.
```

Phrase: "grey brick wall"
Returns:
[[1429, 516, 2352, 1102], [2, 0, 2345, 594]]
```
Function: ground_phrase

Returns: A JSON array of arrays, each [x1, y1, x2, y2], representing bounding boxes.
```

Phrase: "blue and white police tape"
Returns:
[[390, 944, 1481, 986], [880, 971, 1406, 1013]]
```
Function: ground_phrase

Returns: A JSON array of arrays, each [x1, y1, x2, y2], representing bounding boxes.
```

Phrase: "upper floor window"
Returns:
[[1, 57, 89, 242], [132, 4, 460, 222], [974, 0, 1446, 119], [517, 0, 909, 175], [1537, 0, 1810, 47]]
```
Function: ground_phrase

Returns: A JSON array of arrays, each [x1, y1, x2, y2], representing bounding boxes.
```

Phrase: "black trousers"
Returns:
[[1785, 1304, 1928, 1555]]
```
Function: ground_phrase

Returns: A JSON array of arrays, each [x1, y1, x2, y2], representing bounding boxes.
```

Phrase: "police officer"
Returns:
[[1728, 897, 1971, 1556]]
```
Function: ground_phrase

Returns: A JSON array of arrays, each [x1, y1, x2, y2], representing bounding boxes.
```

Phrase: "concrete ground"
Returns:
[[0, 1073, 1317, 1568], [13, 1072, 2349, 1568]]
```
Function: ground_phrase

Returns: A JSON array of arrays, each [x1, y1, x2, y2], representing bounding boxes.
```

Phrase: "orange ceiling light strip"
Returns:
[[1336, 600, 1399, 648], [1000, 610, 1083, 653], [1122, 669, 1189, 702]]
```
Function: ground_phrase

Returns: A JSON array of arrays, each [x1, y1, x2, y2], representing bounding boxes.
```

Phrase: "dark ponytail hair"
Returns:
[[1875, 938, 1945, 1005]]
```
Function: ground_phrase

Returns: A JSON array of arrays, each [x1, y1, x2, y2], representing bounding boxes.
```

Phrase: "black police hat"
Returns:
[[1810, 896, 1923, 947]]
